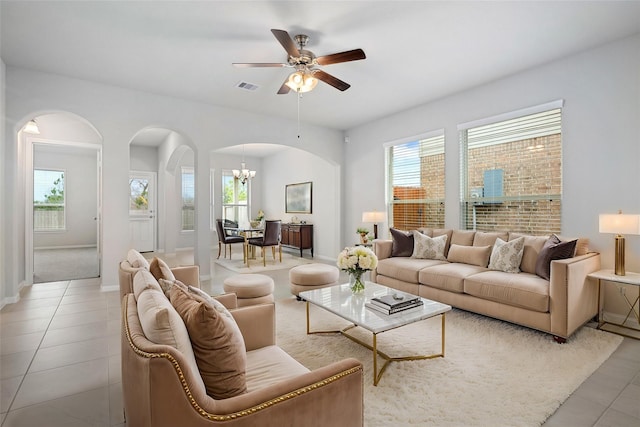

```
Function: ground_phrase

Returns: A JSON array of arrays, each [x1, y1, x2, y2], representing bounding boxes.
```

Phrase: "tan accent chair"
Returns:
[[121, 292, 364, 427], [247, 220, 282, 267]]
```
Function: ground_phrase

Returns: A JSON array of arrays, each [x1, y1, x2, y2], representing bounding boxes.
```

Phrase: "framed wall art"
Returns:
[[285, 181, 312, 214]]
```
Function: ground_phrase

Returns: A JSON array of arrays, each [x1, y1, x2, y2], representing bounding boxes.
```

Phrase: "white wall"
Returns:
[[0, 57, 7, 306], [130, 146, 158, 172], [261, 147, 341, 259], [3, 67, 344, 296], [344, 34, 640, 319], [33, 147, 98, 248]]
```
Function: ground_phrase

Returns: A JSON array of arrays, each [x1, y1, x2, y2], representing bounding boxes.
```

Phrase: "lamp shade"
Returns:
[[599, 213, 640, 235], [362, 211, 386, 223]]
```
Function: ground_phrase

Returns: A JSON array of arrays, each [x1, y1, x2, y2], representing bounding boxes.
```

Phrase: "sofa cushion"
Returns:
[[557, 235, 589, 256], [149, 257, 175, 282], [432, 229, 454, 257], [464, 271, 550, 313], [447, 244, 492, 267], [473, 231, 509, 248], [245, 345, 310, 392], [376, 257, 447, 284], [390, 228, 414, 257], [133, 270, 164, 299], [127, 249, 150, 270], [450, 230, 476, 247], [419, 262, 488, 293], [488, 237, 525, 273], [169, 284, 248, 399], [509, 233, 548, 274], [411, 231, 447, 260], [535, 235, 577, 280], [136, 288, 206, 391]]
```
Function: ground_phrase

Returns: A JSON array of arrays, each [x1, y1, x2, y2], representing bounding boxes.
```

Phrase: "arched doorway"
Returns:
[[22, 112, 103, 283]]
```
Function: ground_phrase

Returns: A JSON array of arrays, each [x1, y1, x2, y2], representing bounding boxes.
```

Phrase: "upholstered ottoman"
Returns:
[[289, 263, 340, 298], [223, 274, 275, 307]]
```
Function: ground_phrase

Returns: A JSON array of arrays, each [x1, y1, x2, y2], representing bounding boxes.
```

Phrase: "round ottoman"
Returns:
[[223, 274, 275, 307], [289, 263, 340, 298]]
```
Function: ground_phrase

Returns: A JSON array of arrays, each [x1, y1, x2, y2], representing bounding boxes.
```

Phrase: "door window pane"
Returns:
[[34, 169, 65, 231]]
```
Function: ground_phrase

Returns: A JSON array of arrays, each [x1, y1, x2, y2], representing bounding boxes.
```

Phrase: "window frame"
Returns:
[[384, 130, 446, 231], [221, 169, 250, 226], [458, 100, 564, 235], [33, 168, 66, 232]]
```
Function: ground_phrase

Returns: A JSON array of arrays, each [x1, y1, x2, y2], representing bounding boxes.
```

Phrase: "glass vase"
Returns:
[[349, 270, 365, 294]]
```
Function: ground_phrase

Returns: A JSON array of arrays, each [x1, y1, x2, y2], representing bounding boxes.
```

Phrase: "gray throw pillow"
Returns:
[[390, 228, 414, 257], [535, 235, 577, 280]]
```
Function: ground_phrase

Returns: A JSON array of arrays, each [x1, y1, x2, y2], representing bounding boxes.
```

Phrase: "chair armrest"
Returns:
[[549, 252, 601, 338], [214, 293, 238, 310], [231, 303, 275, 351], [171, 265, 200, 287]]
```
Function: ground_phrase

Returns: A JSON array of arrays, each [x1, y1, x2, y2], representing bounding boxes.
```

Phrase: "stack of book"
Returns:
[[365, 293, 423, 315]]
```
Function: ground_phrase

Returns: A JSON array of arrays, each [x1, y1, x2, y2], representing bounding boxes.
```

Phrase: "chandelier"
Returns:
[[232, 145, 256, 185]]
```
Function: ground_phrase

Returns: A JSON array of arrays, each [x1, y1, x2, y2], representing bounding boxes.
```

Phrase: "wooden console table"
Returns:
[[281, 223, 313, 257]]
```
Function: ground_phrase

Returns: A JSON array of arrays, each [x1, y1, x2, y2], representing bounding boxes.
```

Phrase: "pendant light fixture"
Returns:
[[232, 145, 256, 185]]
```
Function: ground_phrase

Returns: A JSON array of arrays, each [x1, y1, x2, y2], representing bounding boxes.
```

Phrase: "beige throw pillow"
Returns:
[[169, 284, 247, 399], [149, 257, 175, 282], [136, 288, 206, 391], [412, 231, 447, 260], [133, 270, 164, 300], [447, 244, 492, 267], [127, 249, 150, 270], [488, 237, 525, 273]]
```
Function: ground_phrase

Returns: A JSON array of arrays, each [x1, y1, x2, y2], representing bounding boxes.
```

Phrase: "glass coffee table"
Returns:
[[299, 282, 451, 386]]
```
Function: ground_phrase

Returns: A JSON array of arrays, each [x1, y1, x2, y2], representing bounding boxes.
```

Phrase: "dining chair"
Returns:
[[247, 220, 282, 267], [215, 219, 245, 260]]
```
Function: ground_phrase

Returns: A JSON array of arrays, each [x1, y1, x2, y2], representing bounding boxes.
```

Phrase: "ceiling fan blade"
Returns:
[[277, 78, 291, 95], [232, 63, 288, 68], [271, 29, 300, 58], [316, 48, 366, 66], [314, 70, 351, 91]]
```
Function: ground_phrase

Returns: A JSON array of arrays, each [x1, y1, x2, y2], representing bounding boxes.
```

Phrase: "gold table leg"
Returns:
[[306, 302, 447, 386]]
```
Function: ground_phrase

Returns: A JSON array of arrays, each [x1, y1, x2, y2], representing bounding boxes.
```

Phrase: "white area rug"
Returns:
[[214, 251, 313, 273], [275, 298, 623, 427]]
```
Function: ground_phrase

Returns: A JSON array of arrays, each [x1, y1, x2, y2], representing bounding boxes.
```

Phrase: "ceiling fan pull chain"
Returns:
[[297, 91, 301, 139]]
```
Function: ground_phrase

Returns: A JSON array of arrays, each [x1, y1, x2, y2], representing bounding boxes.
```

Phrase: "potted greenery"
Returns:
[[356, 227, 371, 244]]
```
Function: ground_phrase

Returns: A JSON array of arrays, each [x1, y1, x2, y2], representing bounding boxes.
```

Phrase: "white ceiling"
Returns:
[[2, 1, 640, 135]]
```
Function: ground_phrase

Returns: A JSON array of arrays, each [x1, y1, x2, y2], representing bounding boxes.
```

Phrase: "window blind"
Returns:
[[386, 134, 445, 231], [460, 108, 562, 235]]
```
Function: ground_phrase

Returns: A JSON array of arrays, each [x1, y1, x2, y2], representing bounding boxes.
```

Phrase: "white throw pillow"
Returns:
[[488, 237, 525, 273], [127, 249, 150, 270], [412, 231, 447, 260]]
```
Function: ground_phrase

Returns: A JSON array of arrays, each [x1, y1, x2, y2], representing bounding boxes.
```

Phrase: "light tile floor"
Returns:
[[1, 252, 639, 426]]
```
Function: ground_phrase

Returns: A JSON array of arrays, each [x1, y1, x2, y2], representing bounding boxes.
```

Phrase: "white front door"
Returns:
[[129, 171, 156, 252]]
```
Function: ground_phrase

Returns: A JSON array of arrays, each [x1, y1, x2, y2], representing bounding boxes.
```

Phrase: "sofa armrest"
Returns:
[[172, 265, 200, 287], [373, 239, 393, 260], [214, 293, 238, 310], [231, 303, 275, 351], [549, 252, 601, 338]]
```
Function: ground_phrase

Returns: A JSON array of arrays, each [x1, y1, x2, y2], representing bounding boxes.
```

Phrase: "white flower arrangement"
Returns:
[[337, 246, 378, 275]]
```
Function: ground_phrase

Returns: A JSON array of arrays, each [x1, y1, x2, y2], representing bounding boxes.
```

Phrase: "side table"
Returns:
[[588, 269, 640, 339]]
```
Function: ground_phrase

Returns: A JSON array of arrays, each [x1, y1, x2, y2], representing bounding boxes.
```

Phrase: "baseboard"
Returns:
[[200, 274, 212, 282], [100, 284, 118, 293], [34, 244, 97, 250], [1, 281, 26, 308]]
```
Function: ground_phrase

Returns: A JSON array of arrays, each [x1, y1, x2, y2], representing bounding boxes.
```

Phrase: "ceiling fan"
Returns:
[[233, 29, 366, 94]]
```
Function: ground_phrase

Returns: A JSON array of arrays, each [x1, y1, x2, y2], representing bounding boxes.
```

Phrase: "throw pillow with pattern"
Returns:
[[412, 231, 448, 260], [488, 237, 525, 273]]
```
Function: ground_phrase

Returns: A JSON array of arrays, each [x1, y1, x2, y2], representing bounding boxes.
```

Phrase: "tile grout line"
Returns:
[[1, 281, 71, 424]]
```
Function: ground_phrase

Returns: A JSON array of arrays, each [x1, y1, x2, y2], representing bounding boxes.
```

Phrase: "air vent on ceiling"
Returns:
[[236, 81, 259, 91]]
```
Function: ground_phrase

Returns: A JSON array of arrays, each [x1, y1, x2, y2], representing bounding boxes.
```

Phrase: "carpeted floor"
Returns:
[[274, 298, 623, 427], [33, 247, 100, 283]]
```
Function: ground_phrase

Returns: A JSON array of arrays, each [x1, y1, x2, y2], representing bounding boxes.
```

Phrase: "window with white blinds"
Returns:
[[181, 167, 195, 231], [221, 170, 249, 226], [386, 133, 445, 231], [459, 108, 562, 235]]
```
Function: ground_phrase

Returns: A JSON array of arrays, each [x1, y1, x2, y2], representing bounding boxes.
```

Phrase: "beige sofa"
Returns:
[[371, 229, 601, 342], [120, 252, 364, 426]]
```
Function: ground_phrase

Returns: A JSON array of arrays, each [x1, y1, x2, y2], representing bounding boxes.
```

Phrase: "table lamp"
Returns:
[[362, 211, 386, 240], [599, 211, 640, 276]]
